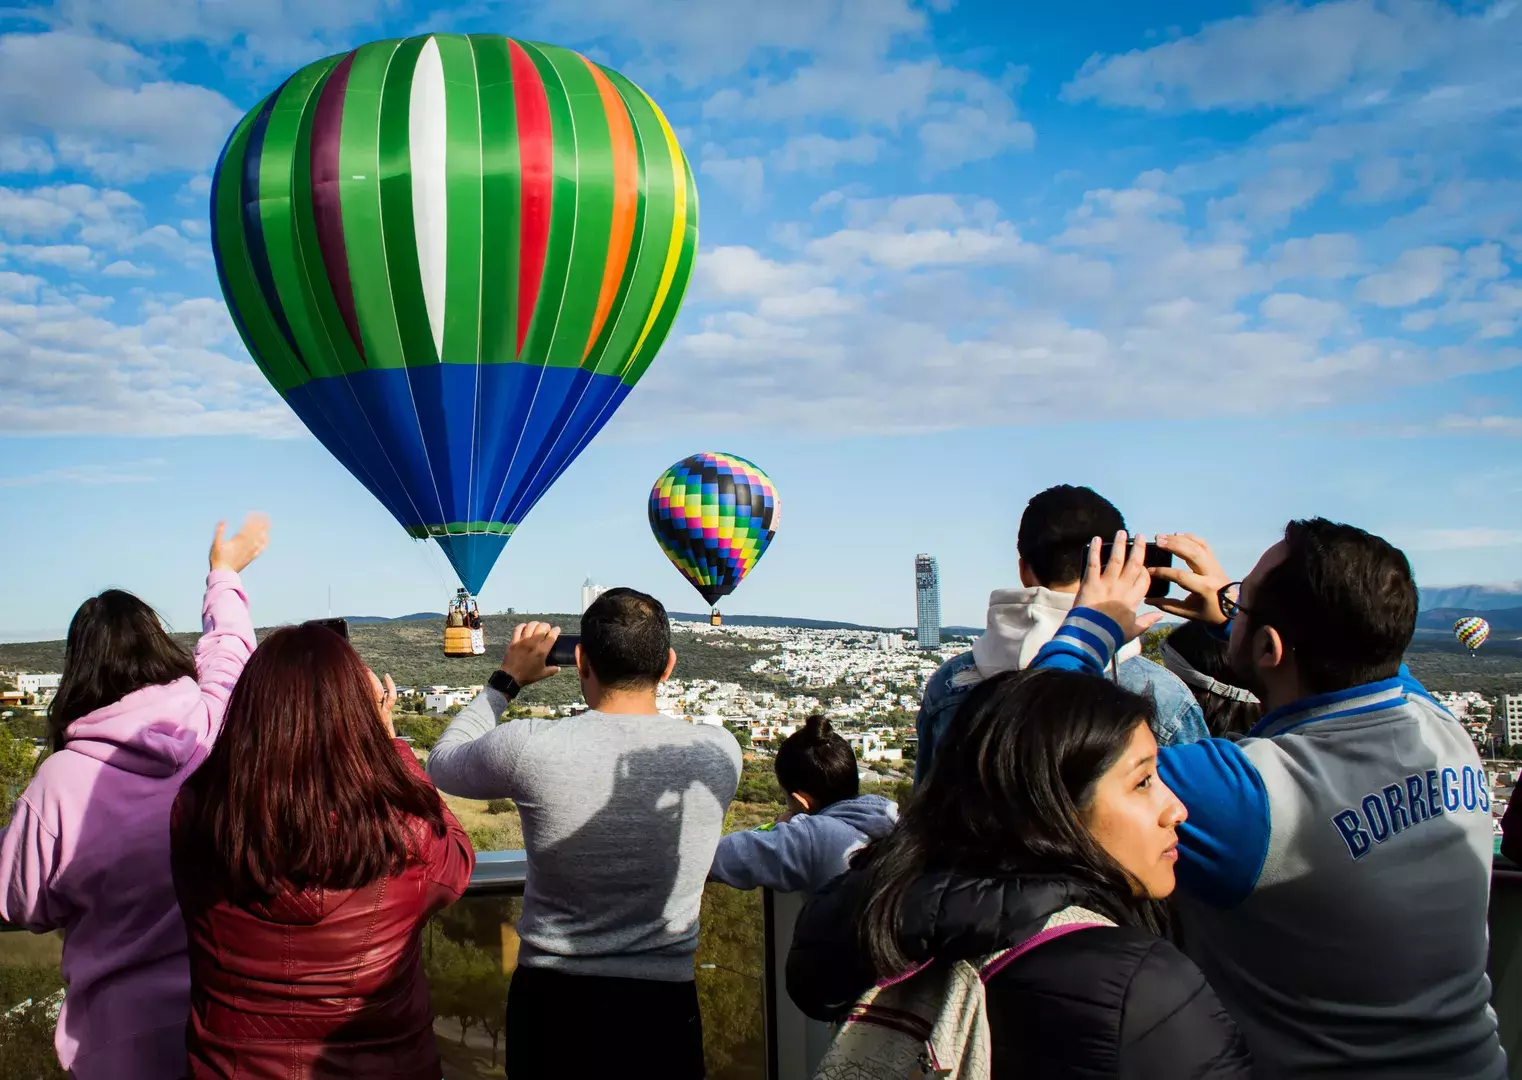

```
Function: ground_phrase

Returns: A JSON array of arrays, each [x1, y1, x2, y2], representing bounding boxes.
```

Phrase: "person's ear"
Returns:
[[661, 648, 677, 682], [1255, 625, 1287, 674], [575, 644, 591, 680], [792, 791, 814, 814], [1018, 558, 1038, 589]]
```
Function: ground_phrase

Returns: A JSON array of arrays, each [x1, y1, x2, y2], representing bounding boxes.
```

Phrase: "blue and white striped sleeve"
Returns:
[[1031, 607, 1124, 674], [1159, 739, 1271, 908]]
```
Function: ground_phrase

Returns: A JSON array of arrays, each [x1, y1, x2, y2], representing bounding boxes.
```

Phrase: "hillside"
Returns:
[[0, 613, 788, 708]]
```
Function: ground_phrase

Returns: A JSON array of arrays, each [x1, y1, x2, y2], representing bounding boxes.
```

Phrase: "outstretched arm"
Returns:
[[193, 514, 267, 746]]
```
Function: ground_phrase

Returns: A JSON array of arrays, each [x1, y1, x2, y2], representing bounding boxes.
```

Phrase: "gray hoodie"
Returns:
[[709, 794, 898, 894]]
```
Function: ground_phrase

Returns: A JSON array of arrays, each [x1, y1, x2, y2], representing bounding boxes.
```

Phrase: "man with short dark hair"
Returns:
[[914, 484, 1205, 784], [428, 588, 741, 1079], [1033, 523, 1505, 1079]]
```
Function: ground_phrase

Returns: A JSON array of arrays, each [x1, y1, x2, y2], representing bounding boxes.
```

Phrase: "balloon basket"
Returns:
[[709, 609, 722, 627], [444, 589, 486, 658]]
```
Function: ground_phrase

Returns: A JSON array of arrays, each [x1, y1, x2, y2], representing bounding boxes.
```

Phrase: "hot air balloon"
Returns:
[[649, 453, 779, 625], [211, 34, 697, 655], [1455, 616, 1491, 653]]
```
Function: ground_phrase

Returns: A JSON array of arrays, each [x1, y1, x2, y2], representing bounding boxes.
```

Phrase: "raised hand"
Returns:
[[1072, 531, 1165, 644], [502, 621, 561, 687], [1149, 533, 1232, 625], [368, 669, 397, 738], [209, 513, 270, 574]]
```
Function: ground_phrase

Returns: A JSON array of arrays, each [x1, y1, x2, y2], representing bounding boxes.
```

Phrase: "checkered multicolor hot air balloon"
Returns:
[[649, 453, 780, 609], [1454, 616, 1491, 652], [211, 34, 697, 594]]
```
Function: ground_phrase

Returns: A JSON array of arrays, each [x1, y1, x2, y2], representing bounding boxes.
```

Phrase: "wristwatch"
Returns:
[[488, 669, 521, 700]]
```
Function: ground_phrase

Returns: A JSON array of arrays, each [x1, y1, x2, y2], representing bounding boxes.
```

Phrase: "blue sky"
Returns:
[[2, 0, 1521, 637]]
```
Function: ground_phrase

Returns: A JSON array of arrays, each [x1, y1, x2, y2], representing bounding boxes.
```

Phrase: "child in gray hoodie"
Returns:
[[709, 715, 898, 894]]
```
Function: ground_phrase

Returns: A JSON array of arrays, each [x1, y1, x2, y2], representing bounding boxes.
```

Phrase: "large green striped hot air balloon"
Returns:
[[212, 34, 697, 597]]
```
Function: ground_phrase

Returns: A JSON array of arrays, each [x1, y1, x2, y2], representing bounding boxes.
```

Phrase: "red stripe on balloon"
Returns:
[[510, 40, 552, 359], [309, 51, 365, 361]]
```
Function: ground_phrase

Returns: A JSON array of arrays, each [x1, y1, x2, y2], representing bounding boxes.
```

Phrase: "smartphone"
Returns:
[[1088, 542, 1175, 600], [316, 617, 349, 640], [547, 634, 579, 669]]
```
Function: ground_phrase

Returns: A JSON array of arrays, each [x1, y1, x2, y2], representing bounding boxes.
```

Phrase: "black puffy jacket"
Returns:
[[787, 868, 1252, 1080]]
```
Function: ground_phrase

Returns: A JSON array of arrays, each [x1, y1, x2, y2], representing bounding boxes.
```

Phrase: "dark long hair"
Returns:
[[173, 623, 447, 905], [49, 590, 197, 751], [857, 668, 1162, 975], [1164, 621, 1260, 738]]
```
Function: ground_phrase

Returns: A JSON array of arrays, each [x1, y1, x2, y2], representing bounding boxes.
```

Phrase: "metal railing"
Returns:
[[4, 854, 1522, 1080]]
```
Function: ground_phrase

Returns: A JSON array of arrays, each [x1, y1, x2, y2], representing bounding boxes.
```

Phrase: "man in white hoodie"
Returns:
[[914, 484, 1206, 785]]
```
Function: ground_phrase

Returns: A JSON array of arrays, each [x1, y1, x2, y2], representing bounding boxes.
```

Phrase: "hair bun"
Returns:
[[804, 713, 831, 739]]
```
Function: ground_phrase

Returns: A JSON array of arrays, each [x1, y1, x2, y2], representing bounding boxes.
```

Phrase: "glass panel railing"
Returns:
[[696, 882, 767, 1080], [0, 928, 65, 1079], [427, 890, 522, 1079]]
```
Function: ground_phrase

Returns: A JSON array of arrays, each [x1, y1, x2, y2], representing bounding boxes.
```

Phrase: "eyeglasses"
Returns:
[[1218, 581, 1247, 621]]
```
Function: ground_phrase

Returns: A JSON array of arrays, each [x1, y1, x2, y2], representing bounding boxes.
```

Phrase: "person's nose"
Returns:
[[1159, 782, 1187, 828]]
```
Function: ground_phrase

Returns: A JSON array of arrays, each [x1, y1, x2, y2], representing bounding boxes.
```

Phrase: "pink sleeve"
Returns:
[[192, 569, 257, 748], [0, 796, 72, 931]]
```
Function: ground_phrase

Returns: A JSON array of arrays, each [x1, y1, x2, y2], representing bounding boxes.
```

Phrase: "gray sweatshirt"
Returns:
[[709, 794, 898, 894], [427, 690, 742, 982]]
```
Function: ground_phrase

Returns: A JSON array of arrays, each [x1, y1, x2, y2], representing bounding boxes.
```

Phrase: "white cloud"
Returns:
[[0, 271, 45, 299], [1208, 166, 1329, 224], [699, 147, 766, 213], [0, 243, 96, 271], [1354, 246, 1459, 307], [1410, 527, 1522, 551], [0, 32, 242, 182], [1267, 234, 1364, 280], [0, 460, 164, 487], [102, 259, 154, 278], [1062, 0, 1475, 111], [772, 133, 883, 174], [0, 136, 55, 176], [1259, 293, 1353, 338], [0, 289, 295, 436]]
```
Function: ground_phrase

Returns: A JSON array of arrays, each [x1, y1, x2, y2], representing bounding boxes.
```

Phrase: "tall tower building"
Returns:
[[580, 578, 608, 615], [915, 555, 941, 649]]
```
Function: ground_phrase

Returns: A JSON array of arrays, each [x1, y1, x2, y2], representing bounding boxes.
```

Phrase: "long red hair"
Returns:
[[174, 623, 446, 905]]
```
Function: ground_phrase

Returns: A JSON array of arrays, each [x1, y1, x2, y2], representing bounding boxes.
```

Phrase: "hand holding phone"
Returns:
[[1089, 540, 1174, 600], [547, 634, 580, 669], [501, 622, 569, 688]]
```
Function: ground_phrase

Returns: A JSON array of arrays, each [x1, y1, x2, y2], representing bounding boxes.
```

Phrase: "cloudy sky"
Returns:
[[2, 0, 1520, 636]]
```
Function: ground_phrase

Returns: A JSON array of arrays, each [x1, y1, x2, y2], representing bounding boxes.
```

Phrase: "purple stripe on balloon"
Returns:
[[310, 51, 365, 362]]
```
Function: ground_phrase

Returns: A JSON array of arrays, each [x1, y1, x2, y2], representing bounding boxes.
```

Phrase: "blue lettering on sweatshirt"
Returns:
[[1333, 767, 1487, 859]]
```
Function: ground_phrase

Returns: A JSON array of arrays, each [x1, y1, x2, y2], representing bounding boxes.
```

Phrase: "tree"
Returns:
[[725, 723, 752, 750], [0, 724, 38, 828]]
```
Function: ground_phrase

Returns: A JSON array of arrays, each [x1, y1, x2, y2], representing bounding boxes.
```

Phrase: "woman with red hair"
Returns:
[[171, 623, 473, 1078]]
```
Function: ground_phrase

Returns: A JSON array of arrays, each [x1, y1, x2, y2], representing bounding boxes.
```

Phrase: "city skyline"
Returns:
[[3, 1, 1521, 635]]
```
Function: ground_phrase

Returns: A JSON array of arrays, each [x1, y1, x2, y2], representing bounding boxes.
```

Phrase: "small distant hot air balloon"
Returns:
[[212, 33, 697, 656], [1454, 616, 1491, 653], [649, 453, 779, 625]]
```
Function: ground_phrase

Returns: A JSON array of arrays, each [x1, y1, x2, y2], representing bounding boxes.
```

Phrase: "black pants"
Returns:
[[504, 965, 705, 1079]]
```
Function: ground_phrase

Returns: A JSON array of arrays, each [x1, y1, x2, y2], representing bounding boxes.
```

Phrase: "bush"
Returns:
[[485, 798, 515, 815], [734, 759, 785, 806], [394, 714, 448, 750]]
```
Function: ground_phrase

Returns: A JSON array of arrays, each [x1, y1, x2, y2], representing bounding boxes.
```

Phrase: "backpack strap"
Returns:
[[979, 905, 1115, 982]]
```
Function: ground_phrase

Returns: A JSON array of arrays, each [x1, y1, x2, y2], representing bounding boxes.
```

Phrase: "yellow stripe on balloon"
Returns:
[[623, 87, 687, 372]]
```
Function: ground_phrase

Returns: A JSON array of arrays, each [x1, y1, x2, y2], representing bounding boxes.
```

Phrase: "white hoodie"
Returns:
[[970, 586, 1142, 676]]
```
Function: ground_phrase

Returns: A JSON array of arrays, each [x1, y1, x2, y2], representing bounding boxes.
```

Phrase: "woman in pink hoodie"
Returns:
[[0, 514, 269, 1079]]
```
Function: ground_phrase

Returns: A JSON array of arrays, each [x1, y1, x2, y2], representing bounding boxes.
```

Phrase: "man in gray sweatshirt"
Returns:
[[427, 588, 741, 1079]]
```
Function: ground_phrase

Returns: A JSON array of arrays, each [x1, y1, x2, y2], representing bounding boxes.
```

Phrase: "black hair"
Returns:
[[49, 589, 197, 751], [1248, 518, 1417, 695], [580, 587, 672, 690], [1017, 485, 1126, 586], [1164, 621, 1260, 739], [774, 715, 859, 809], [855, 668, 1162, 975]]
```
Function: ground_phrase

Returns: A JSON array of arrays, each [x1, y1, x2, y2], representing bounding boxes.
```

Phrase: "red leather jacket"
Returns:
[[172, 742, 475, 1079]]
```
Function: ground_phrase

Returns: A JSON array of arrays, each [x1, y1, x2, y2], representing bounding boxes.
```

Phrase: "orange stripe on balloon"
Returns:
[[582, 57, 638, 360]]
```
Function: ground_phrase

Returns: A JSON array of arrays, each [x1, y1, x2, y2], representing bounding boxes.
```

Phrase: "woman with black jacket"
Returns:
[[787, 667, 1252, 1078]]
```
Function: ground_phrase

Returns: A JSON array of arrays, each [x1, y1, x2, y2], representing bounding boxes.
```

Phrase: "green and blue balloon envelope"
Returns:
[[212, 34, 697, 593]]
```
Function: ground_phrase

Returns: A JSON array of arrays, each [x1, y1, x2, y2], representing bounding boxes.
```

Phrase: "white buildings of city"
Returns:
[[3, 672, 61, 701], [581, 579, 608, 614]]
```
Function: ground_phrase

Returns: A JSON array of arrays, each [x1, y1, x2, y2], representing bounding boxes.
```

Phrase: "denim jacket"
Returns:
[[915, 649, 1207, 785]]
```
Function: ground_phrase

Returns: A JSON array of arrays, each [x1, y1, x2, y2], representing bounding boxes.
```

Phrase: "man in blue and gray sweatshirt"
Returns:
[[1035, 523, 1504, 1080]]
